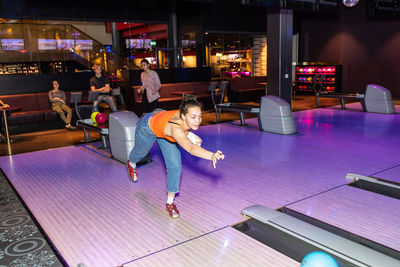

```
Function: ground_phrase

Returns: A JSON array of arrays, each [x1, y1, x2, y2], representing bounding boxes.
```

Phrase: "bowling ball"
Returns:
[[95, 113, 107, 124], [307, 77, 313, 82], [91, 112, 99, 123], [301, 251, 338, 267], [299, 68, 303, 73]]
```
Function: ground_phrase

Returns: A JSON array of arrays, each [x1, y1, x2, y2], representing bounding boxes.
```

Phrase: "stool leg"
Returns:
[[340, 98, 345, 109], [239, 112, 245, 125], [216, 108, 221, 122], [83, 128, 88, 143], [101, 135, 108, 148]]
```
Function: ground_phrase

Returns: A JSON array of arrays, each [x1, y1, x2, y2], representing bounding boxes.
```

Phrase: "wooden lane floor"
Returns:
[[123, 227, 298, 267], [1, 95, 383, 157], [373, 165, 400, 184], [0, 103, 399, 265], [284, 185, 400, 253], [0, 145, 302, 266]]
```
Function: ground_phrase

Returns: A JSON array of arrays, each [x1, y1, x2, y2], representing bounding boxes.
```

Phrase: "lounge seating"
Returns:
[[1, 91, 92, 133]]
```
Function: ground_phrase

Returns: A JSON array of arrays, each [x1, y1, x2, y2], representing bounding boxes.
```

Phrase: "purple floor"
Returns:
[[0, 103, 399, 266]]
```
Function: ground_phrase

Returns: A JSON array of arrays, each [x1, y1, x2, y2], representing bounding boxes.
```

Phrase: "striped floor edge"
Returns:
[[0, 169, 65, 267]]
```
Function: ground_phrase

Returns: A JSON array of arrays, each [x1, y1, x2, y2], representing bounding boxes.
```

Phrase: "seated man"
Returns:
[[49, 80, 75, 130], [90, 64, 117, 113]]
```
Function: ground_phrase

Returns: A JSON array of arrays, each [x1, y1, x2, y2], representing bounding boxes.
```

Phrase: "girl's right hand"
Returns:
[[211, 150, 225, 168]]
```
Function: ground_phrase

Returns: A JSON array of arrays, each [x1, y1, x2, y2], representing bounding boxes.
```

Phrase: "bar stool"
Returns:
[[111, 87, 125, 108], [71, 91, 97, 143], [210, 81, 229, 121]]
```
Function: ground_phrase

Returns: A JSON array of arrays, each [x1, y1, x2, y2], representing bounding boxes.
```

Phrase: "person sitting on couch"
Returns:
[[90, 64, 117, 113], [49, 80, 75, 130]]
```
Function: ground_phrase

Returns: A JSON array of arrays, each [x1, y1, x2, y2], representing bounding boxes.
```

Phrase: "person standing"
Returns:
[[126, 95, 225, 219], [49, 80, 75, 130], [137, 59, 161, 113], [90, 64, 118, 113]]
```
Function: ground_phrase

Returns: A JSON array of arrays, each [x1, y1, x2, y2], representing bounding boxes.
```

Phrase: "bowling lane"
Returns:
[[373, 165, 400, 184], [285, 186, 400, 253], [123, 227, 298, 267]]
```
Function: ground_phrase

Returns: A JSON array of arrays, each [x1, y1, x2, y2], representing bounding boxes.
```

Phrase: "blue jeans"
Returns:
[[129, 110, 182, 193], [93, 95, 117, 112]]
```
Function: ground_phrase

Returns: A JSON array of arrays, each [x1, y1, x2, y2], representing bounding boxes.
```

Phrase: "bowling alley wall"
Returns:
[[298, 1, 400, 98]]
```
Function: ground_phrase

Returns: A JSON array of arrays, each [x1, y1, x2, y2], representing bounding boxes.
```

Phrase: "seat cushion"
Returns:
[[8, 111, 45, 125]]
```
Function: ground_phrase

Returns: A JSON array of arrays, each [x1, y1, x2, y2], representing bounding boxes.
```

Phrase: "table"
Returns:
[[0, 106, 21, 155], [76, 119, 109, 148]]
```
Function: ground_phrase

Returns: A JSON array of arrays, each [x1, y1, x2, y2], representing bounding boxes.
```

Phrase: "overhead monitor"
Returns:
[[143, 39, 152, 49], [126, 39, 144, 49], [57, 39, 75, 50], [1, 39, 24, 50], [38, 39, 57, 50], [75, 40, 93, 50]]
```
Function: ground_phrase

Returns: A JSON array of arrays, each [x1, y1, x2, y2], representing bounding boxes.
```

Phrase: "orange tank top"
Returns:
[[149, 110, 179, 143]]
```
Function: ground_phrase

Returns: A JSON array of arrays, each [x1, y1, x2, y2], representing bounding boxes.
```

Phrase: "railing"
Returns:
[[0, 22, 140, 80]]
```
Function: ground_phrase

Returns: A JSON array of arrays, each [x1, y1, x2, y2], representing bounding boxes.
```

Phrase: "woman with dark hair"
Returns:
[[137, 59, 161, 113], [126, 95, 225, 218], [49, 80, 75, 130]]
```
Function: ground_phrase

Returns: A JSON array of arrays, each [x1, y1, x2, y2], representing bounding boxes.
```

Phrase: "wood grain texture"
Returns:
[[286, 186, 400, 252], [0, 105, 399, 266], [373, 165, 400, 183], [124, 227, 298, 267]]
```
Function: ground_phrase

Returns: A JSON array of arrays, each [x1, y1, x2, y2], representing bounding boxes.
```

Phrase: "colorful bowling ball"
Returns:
[[317, 68, 322, 72], [307, 68, 313, 73], [307, 77, 313, 82], [91, 112, 99, 123], [95, 113, 107, 124], [299, 68, 303, 73], [301, 251, 338, 267]]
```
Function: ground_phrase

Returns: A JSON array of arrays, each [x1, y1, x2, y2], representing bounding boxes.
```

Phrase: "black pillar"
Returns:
[[267, 9, 293, 103], [168, 0, 179, 68], [111, 22, 122, 56], [196, 31, 206, 68]]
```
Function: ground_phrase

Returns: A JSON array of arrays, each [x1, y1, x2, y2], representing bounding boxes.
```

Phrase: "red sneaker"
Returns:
[[126, 160, 138, 183], [166, 203, 180, 219]]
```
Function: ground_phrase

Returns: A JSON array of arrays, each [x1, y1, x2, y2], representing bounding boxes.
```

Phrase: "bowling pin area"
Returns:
[[1, 102, 400, 266]]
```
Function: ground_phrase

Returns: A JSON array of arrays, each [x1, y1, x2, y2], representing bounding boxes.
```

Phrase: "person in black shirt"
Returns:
[[90, 64, 117, 113]]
